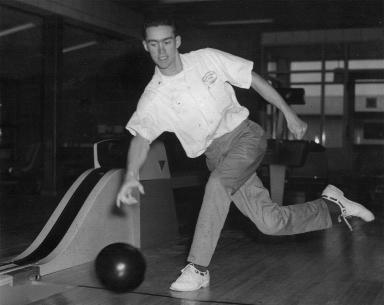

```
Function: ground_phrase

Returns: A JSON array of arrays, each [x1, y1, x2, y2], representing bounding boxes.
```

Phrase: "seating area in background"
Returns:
[[285, 150, 329, 203]]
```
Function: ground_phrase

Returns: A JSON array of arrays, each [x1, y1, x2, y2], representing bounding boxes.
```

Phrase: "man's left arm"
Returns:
[[250, 71, 307, 140]]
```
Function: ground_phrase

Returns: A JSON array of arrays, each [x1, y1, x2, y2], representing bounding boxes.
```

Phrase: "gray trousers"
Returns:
[[187, 119, 332, 267]]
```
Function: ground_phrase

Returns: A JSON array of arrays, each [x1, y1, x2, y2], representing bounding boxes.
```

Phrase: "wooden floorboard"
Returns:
[[1, 191, 383, 304], [34, 217, 384, 305]]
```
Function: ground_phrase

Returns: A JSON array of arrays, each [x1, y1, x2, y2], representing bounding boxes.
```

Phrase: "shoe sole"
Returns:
[[169, 281, 209, 292]]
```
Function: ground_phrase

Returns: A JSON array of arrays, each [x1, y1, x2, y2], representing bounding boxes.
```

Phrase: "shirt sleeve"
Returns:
[[203, 48, 254, 89], [125, 90, 166, 143]]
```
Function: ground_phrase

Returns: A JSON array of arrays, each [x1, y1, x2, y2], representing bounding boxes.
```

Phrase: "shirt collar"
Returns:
[[153, 53, 194, 85]]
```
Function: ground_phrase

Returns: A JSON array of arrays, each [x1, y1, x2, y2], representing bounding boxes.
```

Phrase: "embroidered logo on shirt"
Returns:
[[202, 71, 217, 88]]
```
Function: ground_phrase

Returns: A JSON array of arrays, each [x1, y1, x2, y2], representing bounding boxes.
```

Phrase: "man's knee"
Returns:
[[207, 173, 235, 195], [257, 215, 286, 235]]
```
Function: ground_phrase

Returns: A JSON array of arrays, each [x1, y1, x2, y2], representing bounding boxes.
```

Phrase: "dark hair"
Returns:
[[142, 14, 178, 39]]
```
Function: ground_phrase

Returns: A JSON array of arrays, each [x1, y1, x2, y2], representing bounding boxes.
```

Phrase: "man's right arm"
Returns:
[[116, 134, 151, 207], [126, 134, 151, 179]]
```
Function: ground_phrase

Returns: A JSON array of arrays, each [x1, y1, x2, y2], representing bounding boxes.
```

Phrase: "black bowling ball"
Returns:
[[95, 243, 146, 293]]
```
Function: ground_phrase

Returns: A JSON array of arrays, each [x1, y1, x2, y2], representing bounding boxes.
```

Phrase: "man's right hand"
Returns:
[[116, 174, 145, 208]]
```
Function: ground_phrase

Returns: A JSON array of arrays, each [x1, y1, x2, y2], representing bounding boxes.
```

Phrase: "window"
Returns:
[[355, 83, 384, 112], [349, 59, 384, 70], [291, 61, 321, 71], [291, 85, 321, 115], [290, 73, 322, 83], [325, 60, 344, 70]]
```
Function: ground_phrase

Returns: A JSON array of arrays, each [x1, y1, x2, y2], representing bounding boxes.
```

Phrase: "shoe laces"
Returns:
[[181, 263, 207, 277], [332, 198, 353, 231], [338, 211, 353, 232], [323, 194, 353, 231]]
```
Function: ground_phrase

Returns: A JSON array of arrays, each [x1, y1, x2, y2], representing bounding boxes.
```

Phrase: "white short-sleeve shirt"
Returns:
[[126, 48, 253, 158]]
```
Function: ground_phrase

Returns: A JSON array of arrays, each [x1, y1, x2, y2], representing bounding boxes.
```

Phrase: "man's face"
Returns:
[[143, 25, 181, 75]]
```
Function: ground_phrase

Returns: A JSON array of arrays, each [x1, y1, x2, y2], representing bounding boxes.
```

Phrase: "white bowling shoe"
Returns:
[[322, 184, 375, 231], [170, 263, 210, 292]]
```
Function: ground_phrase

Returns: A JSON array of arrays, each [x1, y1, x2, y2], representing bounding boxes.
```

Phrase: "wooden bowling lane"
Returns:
[[20, 210, 384, 305], [0, 281, 73, 305]]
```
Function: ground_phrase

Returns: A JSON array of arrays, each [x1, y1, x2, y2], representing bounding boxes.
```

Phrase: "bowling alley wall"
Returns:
[[0, 0, 383, 198]]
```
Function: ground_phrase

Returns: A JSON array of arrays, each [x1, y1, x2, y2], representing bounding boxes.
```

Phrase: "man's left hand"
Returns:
[[286, 112, 308, 140]]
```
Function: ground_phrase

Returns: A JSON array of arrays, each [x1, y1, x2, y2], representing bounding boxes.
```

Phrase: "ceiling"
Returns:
[[0, 1, 382, 82], [114, 0, 383, 32]]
